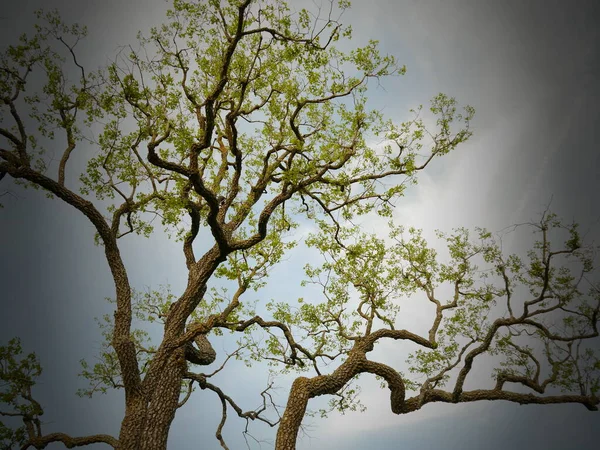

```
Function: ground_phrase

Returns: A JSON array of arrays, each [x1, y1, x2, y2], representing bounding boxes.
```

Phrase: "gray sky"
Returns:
[[1, 0, 599, 449]]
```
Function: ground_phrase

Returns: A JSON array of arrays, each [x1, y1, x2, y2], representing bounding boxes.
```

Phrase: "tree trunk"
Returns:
[[117, 258, 220, 449], [274, 345, 407, 450], [114, 359, 185, 449], [115, 397, 146, 450], [114, 338, 190, 450], [140, 348, 187, 450], [275, 378, 311, 450]]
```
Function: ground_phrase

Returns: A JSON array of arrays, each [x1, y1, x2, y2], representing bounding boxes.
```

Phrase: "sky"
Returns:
[[1, 0, 600, 449]]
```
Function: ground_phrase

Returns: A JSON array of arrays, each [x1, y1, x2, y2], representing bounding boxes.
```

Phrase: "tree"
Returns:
[[0, 1, 598, 449]]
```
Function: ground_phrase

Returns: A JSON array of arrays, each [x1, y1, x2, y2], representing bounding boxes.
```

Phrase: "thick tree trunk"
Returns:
[[275, 378, 311, 450], [274, 345, 407, 450], [140, 348, 187, 450], [274, 355, 361, 450], [115, 337, 190, 450], [115, 333, 218, 449], [117, 255, 221, 449], [116, 397, 147, 450]]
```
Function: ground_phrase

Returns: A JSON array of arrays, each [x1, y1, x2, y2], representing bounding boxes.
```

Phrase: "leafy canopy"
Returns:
[[2, 1, 597, 449]]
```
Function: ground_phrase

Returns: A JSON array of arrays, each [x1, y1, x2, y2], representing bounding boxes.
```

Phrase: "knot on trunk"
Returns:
[[184, 334, 216, 365]]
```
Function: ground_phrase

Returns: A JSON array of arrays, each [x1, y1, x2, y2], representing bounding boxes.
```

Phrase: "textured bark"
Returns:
[[185, 335, 217, 366], [108, 242, 144, 450], [135, 326, 216, 448], [116, 327, 197, 449], [116, 397, 146, 450], [275, 357, 600, 450], [25, 432, 119, 449], [139, 348, 188, 450], [121, 251, 223, 450], [115, 351, 189, 450], [0, 166, 145, 449], [275, 378, 312, 450], [1, 169, 222, 450], [275, 342, 407, 450]]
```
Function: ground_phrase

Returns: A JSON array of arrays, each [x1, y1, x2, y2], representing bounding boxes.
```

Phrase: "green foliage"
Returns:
[[0, 338, 43, 449], [215, 212, 297, 291], [2, 0, 474, 234], [2, 1, 598, 447], [261, 213, 600, 399]]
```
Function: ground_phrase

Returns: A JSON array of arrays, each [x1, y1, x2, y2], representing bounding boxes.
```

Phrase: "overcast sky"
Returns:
[[1, 0, 600, 449]]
